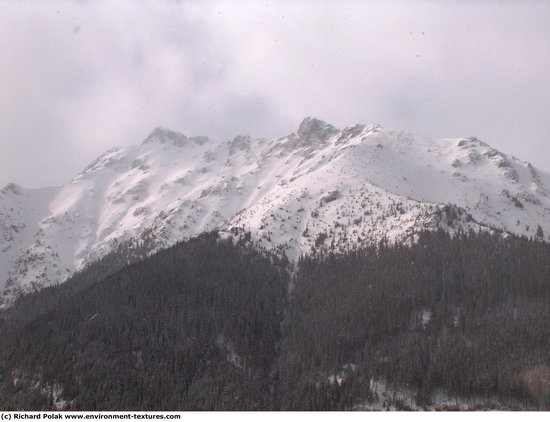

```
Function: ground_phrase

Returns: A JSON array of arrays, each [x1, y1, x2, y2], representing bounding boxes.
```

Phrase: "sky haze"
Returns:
[[1, 0, 549, 188]]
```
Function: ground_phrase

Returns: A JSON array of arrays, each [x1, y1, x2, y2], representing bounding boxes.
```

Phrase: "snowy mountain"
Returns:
[[1, 117, 550, 306]]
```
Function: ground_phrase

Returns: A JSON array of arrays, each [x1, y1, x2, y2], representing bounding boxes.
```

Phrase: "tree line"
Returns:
[[0, 229, 549, 410]]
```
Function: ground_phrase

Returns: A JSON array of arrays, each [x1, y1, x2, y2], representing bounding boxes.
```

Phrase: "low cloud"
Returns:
[[1, 0, 549, 187]]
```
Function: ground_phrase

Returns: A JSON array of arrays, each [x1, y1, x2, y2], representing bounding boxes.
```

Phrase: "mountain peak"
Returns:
[[229, 135, 251, 155], [297, 117, 339, 142], [0, 183, 23, 196], [2, 120, 550, 307], [143, 127, 188, 146]]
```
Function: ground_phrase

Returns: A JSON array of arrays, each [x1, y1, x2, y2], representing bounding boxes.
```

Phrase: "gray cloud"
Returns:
[[1, 0, 549, 188]]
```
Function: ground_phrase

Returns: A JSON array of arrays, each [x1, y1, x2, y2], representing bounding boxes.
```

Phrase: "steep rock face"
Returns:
[[296, 116, 339, 144], [0, 184, 60, 302], [142, 127, 188, 147], [1, 118, 550, 305]]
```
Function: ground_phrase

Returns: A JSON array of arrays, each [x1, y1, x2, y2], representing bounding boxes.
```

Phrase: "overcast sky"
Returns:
[[1, 0, 549, 188]]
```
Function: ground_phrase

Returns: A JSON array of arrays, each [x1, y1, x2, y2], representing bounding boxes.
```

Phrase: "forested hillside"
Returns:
[[279, 231, 550, 410], [0, 230, 549, 410], [0, 233, 289, 410]]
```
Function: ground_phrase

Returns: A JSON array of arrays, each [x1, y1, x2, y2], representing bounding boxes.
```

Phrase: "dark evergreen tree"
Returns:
[[1, 229, 550, 410]]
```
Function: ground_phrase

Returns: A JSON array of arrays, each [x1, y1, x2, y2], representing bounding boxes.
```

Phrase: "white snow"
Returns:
[[2, 118, 550, 305]]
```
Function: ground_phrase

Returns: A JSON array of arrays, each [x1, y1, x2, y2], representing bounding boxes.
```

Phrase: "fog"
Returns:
[[1, 0, 549, 188]]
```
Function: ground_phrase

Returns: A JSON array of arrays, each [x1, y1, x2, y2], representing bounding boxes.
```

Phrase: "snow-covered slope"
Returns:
[[2, 118, 549, 305], [0, 183, 60, 300]]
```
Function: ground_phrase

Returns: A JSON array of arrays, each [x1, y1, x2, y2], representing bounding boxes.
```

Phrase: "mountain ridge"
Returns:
[[1, 117, 549, 306]]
